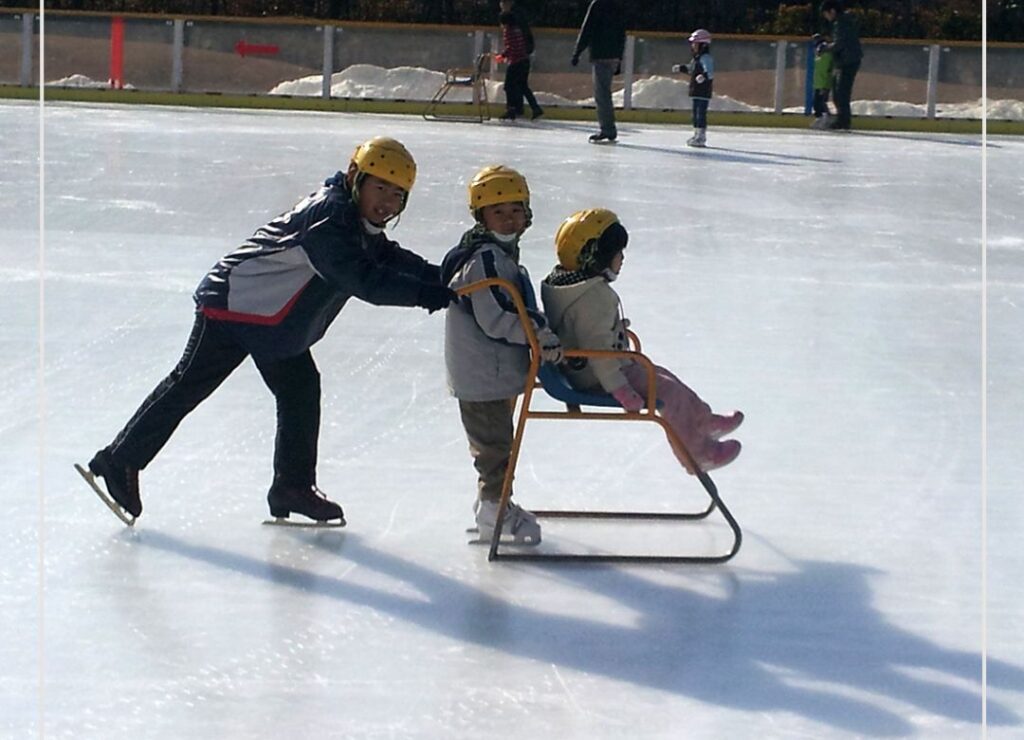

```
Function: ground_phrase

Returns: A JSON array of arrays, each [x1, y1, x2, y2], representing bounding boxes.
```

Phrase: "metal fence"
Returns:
[[3, 11, 1022, 119]]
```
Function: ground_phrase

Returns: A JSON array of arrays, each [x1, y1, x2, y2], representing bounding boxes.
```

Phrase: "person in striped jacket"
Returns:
[[497, 0, 543, 121]]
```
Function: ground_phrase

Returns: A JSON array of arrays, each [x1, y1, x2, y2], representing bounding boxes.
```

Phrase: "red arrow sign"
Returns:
[[235, 40, 280, 57]]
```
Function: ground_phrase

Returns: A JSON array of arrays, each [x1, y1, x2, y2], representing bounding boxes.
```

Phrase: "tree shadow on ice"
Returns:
[[137, 530, 1022, 737]]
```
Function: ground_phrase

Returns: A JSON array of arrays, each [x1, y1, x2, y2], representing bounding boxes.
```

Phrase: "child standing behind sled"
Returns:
[[441, 165, 564, 544], [671, 28, 714, 148], [540, 209, 742, 473]]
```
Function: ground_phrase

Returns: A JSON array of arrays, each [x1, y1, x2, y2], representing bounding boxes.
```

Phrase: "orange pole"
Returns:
[[109, 16, 124, 89]]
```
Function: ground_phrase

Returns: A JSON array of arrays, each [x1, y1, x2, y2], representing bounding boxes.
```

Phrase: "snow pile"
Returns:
[[44, 66, 1023, 120], [268, 64, 506, 103], [47, 73, 135, 90], [609, 75, 764, 112]]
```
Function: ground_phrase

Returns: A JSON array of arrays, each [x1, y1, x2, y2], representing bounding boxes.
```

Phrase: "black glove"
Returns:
[[417, 283, 457, 313], [571, 54, 580, 67]]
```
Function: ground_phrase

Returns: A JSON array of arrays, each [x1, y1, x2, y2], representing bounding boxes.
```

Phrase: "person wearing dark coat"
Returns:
[[571, 0, 626, 143], [821, 0, 863, 130]]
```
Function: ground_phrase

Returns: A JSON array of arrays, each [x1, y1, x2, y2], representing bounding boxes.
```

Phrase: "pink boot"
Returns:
[[703, 411, 744, 439], [699, 439, 741, 472]]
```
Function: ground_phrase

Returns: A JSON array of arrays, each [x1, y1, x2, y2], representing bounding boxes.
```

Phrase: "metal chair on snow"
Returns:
[[455, 277, 742, 564], [422, 53, 492, 123]]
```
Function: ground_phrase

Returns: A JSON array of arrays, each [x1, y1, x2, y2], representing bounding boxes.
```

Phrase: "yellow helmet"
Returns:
[[350, 136, 416, 192], [555, 208, 625, 272], [468, 165, 530, 221]]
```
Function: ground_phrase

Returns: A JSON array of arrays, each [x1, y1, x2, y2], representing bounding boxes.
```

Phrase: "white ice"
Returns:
[[2, 100, 1023, 738]]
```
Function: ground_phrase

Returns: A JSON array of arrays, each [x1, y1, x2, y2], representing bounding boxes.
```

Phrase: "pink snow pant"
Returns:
[[622, 362, 712, 471]]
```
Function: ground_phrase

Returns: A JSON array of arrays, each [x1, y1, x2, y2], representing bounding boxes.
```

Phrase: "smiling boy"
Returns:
[[80, 137, 455, 527]]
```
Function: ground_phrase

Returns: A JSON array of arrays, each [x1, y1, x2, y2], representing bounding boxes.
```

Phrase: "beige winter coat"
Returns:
[[540, 275, 631, 394]]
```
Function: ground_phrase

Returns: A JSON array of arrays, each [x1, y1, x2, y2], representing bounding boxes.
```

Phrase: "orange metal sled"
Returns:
[[422, 53, 492, 123], [456, 278, 742, 564]]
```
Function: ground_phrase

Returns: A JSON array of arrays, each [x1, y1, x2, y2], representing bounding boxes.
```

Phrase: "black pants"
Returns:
[[812, 88, 831, 117], [504, 59, 541, 116], [832, 61, 860, 127], [108, 313, 321, 489]]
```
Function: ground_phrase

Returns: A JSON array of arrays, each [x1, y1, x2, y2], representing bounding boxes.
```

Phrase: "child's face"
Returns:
[[357, 174, 407, 225], [480, 202, 527, 236], [690, 41, 700, 54], [608, 250, 624, 275]]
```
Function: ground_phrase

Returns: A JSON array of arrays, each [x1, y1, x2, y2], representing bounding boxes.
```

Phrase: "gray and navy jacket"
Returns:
[[194, 172, 440, 361], [441, 226, 551, 402]]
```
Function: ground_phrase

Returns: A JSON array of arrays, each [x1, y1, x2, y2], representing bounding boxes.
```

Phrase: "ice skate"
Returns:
[[698, 440, 741, 472], [686, 128, 707, 148], [703, 411, 744, 439], [588, 132, 617, 145], [811, 114, 832, 130], [75, 449, 141, 525], [470, 499, 541, 545], [263, 484, 345, 528]]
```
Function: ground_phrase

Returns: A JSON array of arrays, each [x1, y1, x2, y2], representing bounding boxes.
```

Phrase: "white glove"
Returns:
[[537, 328, 564, 365], [695, 73, 706, 84], [671, 63, 685, 74]]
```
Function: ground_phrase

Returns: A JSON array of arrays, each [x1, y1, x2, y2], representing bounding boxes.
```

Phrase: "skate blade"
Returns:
[[465, 526, 541, 547], [262, 517, 345, 529], [74, 463, 136, 526]]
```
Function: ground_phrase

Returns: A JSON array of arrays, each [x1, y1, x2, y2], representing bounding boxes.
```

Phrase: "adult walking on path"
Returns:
[[571, 0, 626, 144]]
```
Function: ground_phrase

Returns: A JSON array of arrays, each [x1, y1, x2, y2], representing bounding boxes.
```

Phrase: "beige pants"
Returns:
[[458, 398, 516, 503]]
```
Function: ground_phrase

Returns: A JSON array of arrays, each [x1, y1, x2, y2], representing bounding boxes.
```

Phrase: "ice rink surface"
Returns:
[[2, 99, 1022, 738]]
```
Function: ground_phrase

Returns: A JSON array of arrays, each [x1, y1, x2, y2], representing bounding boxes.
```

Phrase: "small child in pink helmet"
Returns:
[[540, 208, 742, 473], [671, 28, 714, 148]]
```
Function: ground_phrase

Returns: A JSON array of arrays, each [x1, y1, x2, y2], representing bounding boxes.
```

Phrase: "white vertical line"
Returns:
[[980, 1, 988, 735], [37, 3, 45, 738]]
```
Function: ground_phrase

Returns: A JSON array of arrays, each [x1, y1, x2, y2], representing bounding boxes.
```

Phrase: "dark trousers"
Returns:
[[812, 88, 831, 117], [832, 62, 860, 127], [691, 97, 709, 129], [504, 59, 541, 116], [108, 313, 321, 489]]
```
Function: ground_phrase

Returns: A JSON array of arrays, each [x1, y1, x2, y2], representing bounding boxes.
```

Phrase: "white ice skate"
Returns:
[[686, 129, 707, 148], [469, 499, 541, 546]]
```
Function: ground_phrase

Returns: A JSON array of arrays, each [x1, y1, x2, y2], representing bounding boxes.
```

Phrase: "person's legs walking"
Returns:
[[591, 60, 617, 140], [832, 61, 859, 128], [520, 59, 543, 118]]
